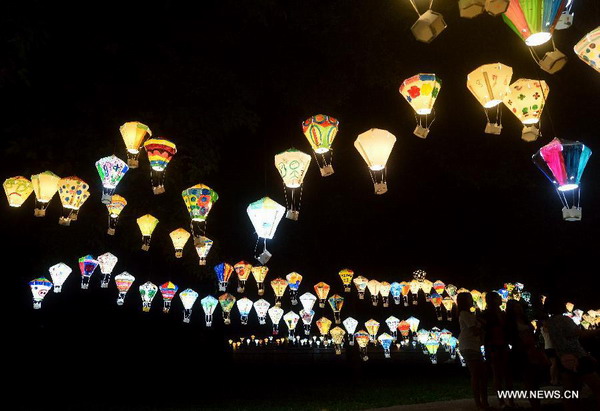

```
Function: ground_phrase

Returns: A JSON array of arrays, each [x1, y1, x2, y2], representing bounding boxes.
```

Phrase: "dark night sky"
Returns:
[[3, 0, 600, 407]]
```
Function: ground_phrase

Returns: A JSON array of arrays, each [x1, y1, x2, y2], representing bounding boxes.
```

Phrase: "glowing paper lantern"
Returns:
[[247, 197, 286, 264], [57, 176, 90, 226], [532, 137, 591, 221], [254, 299, 271, 325], [425, 339, 440, 364], [169, 228, 191, 258], [143, 138, 177, 194], [367, 279, 381, 306], [283, 311, 300, 339], [379, 282, 391, 307], [95, 155, 129, 204], [413, 269, 427, 281], [300, 309, 315, 335], [378, 333, 394, 358], [430, 293, 443, 320], [316, 317, 332, 336], [390, 282, 402, 305], [446, 284, 458, 299], [442, 296, 455, 320], [466, 63, 513, 134], [386, 316, 400, 340], [97, 252, 118, 288], [106, 194, 127, 235], [3, 176, 33, 207], [433, 280, 446, 296], [503, 78, 549, 142], [353, 276, 368, 299], [420, 280, 434, 301], [214, 262, 234, 292], [328, 294, 344, 324], [49, 263, 71, 293], [29, 277, 52, 309], [574, 27, 600, 73], [160, 281, 178, 313], [337, 269, 354, 293], [399, 74, 442, 138], [139, 281, 158, 312], [78, 255, 99, 289], [354, 129, 397, 194], [136, 214, 159, 251], [179, 288, 199, 323], [271, 278, 288, 306], [314, 282, 331, 308], [251, 266, 269, 296], [365, 319, 380, 341], [408, 1, 447, 43], [120, 121, 152, 168], [398, 320, 411, 343], [409, 280, 421, 305], [268, 306, 284, 335], [31, 171, 60, 217], [400, 281, 411, 306], [201, 295, 219, 326], [406, 316, 421, 335], [195, 236, 213, 266], [354, 330, 371, 361], [237, 297, 253, 325], [182, 184, 219, 244], [234, 261, 253, 293], [218, 293, 236, 325], [343, 317, 359, 345], [274, 148, 311, 220], [503, 0, 567, 46], [300, 292, 317, 312], [330, 327, 346, 354], [302, 114, 339, 176], [286, 272, 303, 305], [114, 272, 135, 306]]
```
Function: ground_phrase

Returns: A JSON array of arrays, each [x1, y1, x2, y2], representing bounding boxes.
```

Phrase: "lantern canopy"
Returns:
[[179, 288, 199, 323], [3, 176, 33, 207], [170, 228, 191, 258], [143, 138, 177, 194], [78, 255, 99, 289], [503, 78, 549, 142], [136, 214, 159, 251], [139, 282, 158, 312], [246, 197, 286, 264], [160, 281, 179, 313], [408, 1, 447, 43], [354, 129, 396, 195], [182, 184, 219, 244], [49, 263, 72, 293], [502, 0, 568, 46], [97, 252, 118, 288], [57, 177, 90, 226], [114, 272, 135, 306], [274, 148, 312, 220], [302, 114, 339, 176], [399, 74, 442, 138], [195, 236, 213, 266], [120, 121, 152, 168], [31, 171, 61, 217], [29, 278, 53, 309], [574, 26, 600, 73], [106, 194, 127, 235], [95, 155, 129, 203]]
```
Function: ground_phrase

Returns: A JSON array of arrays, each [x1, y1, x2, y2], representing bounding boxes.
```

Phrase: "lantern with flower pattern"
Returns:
[[399, 74, 442, 138]]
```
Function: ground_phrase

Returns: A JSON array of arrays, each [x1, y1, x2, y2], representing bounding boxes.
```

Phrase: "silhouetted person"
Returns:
[[539, 316, 559, 385]]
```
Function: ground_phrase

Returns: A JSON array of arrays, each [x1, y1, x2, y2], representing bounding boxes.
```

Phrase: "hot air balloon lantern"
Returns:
[[300, 292, 317, 313], [170, 228, 191, 258], [268, 306, 284, 335], [274, 148, 311, 220], [367, 279, 380, 306], [286, 272, 303, 305], [234, 261, 253, 293], [160, 281, 178, 313], [271, 278, 289, 307], [398, 320, 411, 344], [365, 319, 380, 342], [399, 74, 442, 138], [182, 184, 219, 245], [314, 282, 331, 308], [49, 263, 72, 293], [302, 114, 339, 177], [97, 252, 118, 288], [195, 236, 213, 266], [95, 155, 129, 204], [390, 282, 402, 305], [353, 276, 368, 299], [283, 311, 300, 339], [442, 296, 455, 320], [57, 177, 90, 225], [300, 309, 315, 335], [400, 281, 411, 306], [218, 293, 236, 325], [29, 277, 52, 309], [355, 129, 397, 194], [247, 197, 286, 264], [446, 284, 458, 299], [330, 327, 346, 354], [575, 27, 600, 73], [354, 330, 371, 361], [466, 63, 513, 134], [214, 262, 234, 292], [201, 295, 219, 327], [316, 317, 332, 337], [106, 194, 127, 235], [140, 281, 158, 312], [31, 171, 60, 217], [409, 280, 421, 305], [237, 297, 253, 325], [254, 299, 271, 325], [343, 317, 359, 345], [136, 214, 159, 251], [3, 176, 33, 207], [251, 266, 269, 296], [120, 121, 152, 168], [425, 339, 440, 364], [421, 279, 434, 302], [413, 269, 427, 281], [406, 316, 421, 337], [78, 255, 99, 289], [328, 294, 344, 324], [385, 316, 400, 340], [378, 333, 394, 358], [430, 293, 444, 320], [433, 280, 446, 296], [407, 0, 447, 43], [179, 288, 199, 323], [143, 138, 177, 194], [114, 272, 135, 306], [503, 78, 549, 142], [532, 137, 591, 221], [379, 282, 392, 307], [338, 269, 354, 293]]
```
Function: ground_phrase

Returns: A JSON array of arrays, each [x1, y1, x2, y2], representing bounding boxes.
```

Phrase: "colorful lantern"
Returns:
[[385, 316, 400, 340], [247, 197, 286, 264], [300, 292, 317, 312], [182, 184, 219, 245], [353, 276, 368, 299], [425, 339, 440, 364], [143, 138, 177, 194], [218, 293, 236, 325], [328, 294, 344, 324], [136, 214, 159, 251], [302, 114, 339, 176], [3, 176, 33, 207], [237, 297, 253, 325], [330, 327, 346, 354], [195, 236, 213, 266], [268, 306, 284, 335], [214, 262, 234, 292], [365, 319, 380, 342], [314, 282, 331, 308], [253, 299, 271, 325], [286, 272, 303, 305], [316, 317, 332, 337], [31, 171, 60, 217], [390, 282, 402, 305], [366, 279, 380, 306], [78, 255, 99, 289], [57, 176, 90, 225], [119, 121, 152, 168], [271, 278, 288, 306], [399, 74, 442, 138], [354, 129, 396, 194], [502, 0, 567, 46], [29, 277, 52, 309], [337, 269, 354, 293], [114, 272, 135, 306], [430, 293, 443, 320], [343, 317, 359, 345], [532, 137, 591, 221], [442, 296, 455, 320], [433, 280, 446, 296], [409, 280, 421, 305], [283, 311, 300, 339], [139, 281, 158, 312], [354, 330, 371, 361], [160, 281, 178, 313], [421, 279, 434, 301], [400, 281, 411, 306], [179, 288, 198, 323], [106, 194, 127, 235], [574, 27, 600, 73], [251, 266, 269, 296], [398, 320, 411, 343], [407, 1, 447, 43], [446, 284, 458, 299], [379, 281, 391, 307], [503, 78, 549, 142], [95, 155, 129, 203], [46, 264, 70, 296], [406, 316, 421, 335], [274, 148, 311, 220], [378, 333, 394, 358], [234, 261, 253, 293], [201, 295, 219, 326], [169, 228, 191, 258], [97, 252, 118, 288], [300, 309, 315, 335]]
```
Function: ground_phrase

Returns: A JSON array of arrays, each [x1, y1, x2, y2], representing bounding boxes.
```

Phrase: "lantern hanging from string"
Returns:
[[302, 114, 339, 177], [254, 299, 271, 325], [179, 288, 199, 323], [286, 272, 302, 305], [433, 280, 446, 296], [574, 26, 600, 74], [3, 176, 33, 207], [400, 281, 411, 306], [421, 279, 434, 301], [79, 255, 99, 290], [503, 78, 549, 142], [406, 316, 421, 335], [330, 327, 346, 354], [274, 148, 311, 220], [195, 236, 213, 266], [31, 171, 60, 217], [49, 263, 71, 293], [268, 306, 284, 335], [390, 282, 402, 305], [409, 280, 421, 305], [95, 155, 129, 204], [57, 176, 90, 225], [251, 266, 269, 296], [201, 295, 219, 327], [136, 214, 159, 251], [354, 129, 396, 195], [316, 317, 332, 337], [214, 262, 234, 292], [314, 282, 331, 308], [398, 321, 411, 344], [425, 339, 440, 364], [140, 281, 158, 312], [143, 138, 177, 194], [218, 293, 236, 325], [300, 292, 317, 312], [328, 294, 344, 324], [338, 268, 354, 293], [355, 330, 371, 361], [379, 282, 392, 307], [365, 319, 380, 342], [114, 272, 135, 306], [169, 228, 190, 258], [385, 316, 400, 340], [97, 252, 118, 288], [106, 194, 127, 235], [234, 261, 253, 293], [413, 269, 427, 281], [120, 121, 152, 168], [182, 184, 219, 245], [367, 279, 380, 306], [378, 333, 394, 358], [247, 197, 286, 264], [442, 296, 455, 320], [399, 74, 442, 138], [160, 281, 178, 313], [283, 311, 300, 339], [446, 284, 458, 299], [29, 277, 52, 309], [430, 293, 443, 320], [271, 278, 288, 307], [407, 0, 447, 43], [343, 317, 358, 345], [555, 0, 574, 30], [353, 276, 368, 299], [237, 297, 253, 325], [300, 309, 315, 335]]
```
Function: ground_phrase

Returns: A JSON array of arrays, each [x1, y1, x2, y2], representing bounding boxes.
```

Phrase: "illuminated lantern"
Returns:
[[503, 78, 549, 142], [330, 327, 346, 354], [169, 228, 191, 258], [466, 63, 513, 134], [114, 272, 135, 306], [95, 155, 129, 204], [430, 293, 443, 320], [195, 236, 213, 266], [365, 319, 380, 342], [136, 214, 159, 251], [283, 311, 300, 339], [459, 0, 485, 18], [251, 266, 269, 296], [532, 137, 591, 221], [302, 114, 339, 177], [286, 272, 302, 305], [237, 297, 253, 325], [139, 281, 158, 312], [565, 302, 574, 313], [179, 288, 198, 323], [400, 281, 411, 306], [425, 339, 440, 364], [160, 281, 178, 313], [247, 197, 286, 264], [218, 293, 236, 325], [270, 278, 288, 307], [413, 269, 427, 281], [31, 171, 60, 217], [314, 282, 331, 308], [407, 0, 447, 43], [182, 184, 219, 245], [417, 329, 430, 352], [406, 316, 421, 336], [421, 280, 434, 301], [3, 176, 33, 207], [316, 317, 332, 337], [385, 316, 400, 340], [49, 263, 71, 293], [442, 296, 455, 320], [274, 148, 311, 220], [254, 299, 271, 325], [446, 284, 458, 299], [354, 129, 397, 194], [29, 277, 52, 309], [201, 295, 219, 326], [234, 261, 253, 293], [143, 138, 177, 194], [502, 0, 567, 46], [78, 255, 99, 289], [268, 306, 284, 335], [97, 252, 118, 288], [328, 294, 344, 324], [398, 320, 411, 343], [433, 280, 446, 296], [106, 194, 127, 235], [574, 27, 600, 73], [354, 330, 371, 361], [409, 280, 421, 305], [343, 317, 358, 346], [390, 282, 402, 305], [300, 292, 317, 312], [353, 276, 368, 299], [119, 121, 152, 168], [379, 282, 391, 307], [338, 269, 354, 293], [367, 279, 380, 306], [214, 262, 234, 292], [378, 333, 394, 358], [57, 176, 90, 225], [300, 309, 315, 335], [399, 74, 442, 138]]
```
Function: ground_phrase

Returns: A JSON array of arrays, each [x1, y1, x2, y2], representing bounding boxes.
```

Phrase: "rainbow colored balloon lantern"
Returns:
[[160, 281, 179, 313], [302, 114, 339, 176], [143, 138, 177, 194]]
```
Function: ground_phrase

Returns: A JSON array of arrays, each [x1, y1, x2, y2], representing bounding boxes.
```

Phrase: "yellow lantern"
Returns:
[[106, 194, 127, 235], [379, 281, 391, 307], [314, 281, 331, 308], [274, 148, 311, 220], [57, 176, 90, 226], [338, 268, 354, 293], [330, 326, 346, 354], [409, 280, 421, 305], [503, 78, 549, 142], [271, 278, 289, 307], [119, 121, 152, 168], [574, 27, 600, 74], [302, 114, 339, 176], [136, 214, 159, 251], [251, 265, 269, 296], [316, 317, 332, 336], [169, 228, 191, 258], [399, 74, 442, 138], [3, 176, 33, 207], [353, 276, 368, 299], [442, 296, 455, 321], [354, 128, 397, 195], [31, 171, 60, 217], [365, 319, 380, 341], [367, 279, 381, 306]]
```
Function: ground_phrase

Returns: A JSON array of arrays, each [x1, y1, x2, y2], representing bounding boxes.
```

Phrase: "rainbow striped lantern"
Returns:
[[182, 184, 219, 246], [286, 272, 303, 305], [29, 277, 53, 309], [532, 138, 591, 221], [574, 26, 600, 74], [95, 155, 129, 204], [503, 79, 549, 142], [399, 74, 442, 138], [79, 255, 99, 290], [114, 272, 135, 306], [302, 114, 339, 177], [246, 197, 286, 264], [214, 262, 234, 292], [143, 138, 177, 194], [503, 0, 568, 74], [159, 281, 179, 313], [408, 0, 446, 43]]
